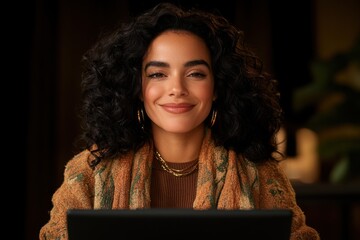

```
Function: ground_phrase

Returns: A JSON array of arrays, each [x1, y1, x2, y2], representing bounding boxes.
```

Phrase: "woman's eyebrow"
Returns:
[[184, 59, 210, 69], [144, 59, 210, 71], [144, 61, 169, 71]]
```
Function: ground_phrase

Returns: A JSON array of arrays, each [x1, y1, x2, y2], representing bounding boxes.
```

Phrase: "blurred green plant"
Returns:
[[293, 37, 360, 183]]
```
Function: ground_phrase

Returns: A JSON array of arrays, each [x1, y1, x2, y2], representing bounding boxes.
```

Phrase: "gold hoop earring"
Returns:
[[137, 107, 145, 130], [210, 109, 217, 127]]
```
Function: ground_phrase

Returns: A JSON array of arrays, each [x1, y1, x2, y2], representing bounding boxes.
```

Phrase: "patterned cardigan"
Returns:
[[39, 131, 320, 240]]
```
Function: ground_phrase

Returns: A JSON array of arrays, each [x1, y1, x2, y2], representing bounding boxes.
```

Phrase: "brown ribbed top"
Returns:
[[150, 157, 198, 208]]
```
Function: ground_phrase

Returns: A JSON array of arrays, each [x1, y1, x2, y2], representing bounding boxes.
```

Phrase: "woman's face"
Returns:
[[141, 30, 215, 134]]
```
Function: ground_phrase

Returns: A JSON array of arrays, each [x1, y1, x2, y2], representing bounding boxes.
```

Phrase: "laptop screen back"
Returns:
[[67, 208, 292, 240]]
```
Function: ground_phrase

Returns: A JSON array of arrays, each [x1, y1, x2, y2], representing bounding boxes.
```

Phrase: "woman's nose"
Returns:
[[169, 75, 188, 97]]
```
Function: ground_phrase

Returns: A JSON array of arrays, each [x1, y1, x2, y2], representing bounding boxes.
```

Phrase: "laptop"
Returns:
[[67, 208, 292, 240]]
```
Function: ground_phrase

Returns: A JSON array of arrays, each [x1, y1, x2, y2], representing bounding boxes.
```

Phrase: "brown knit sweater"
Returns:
[[39, 130, 320, 240], [151, 158, 198, 208]]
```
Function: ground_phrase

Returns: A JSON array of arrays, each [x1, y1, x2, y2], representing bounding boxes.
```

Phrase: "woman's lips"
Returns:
[[161, 103, 195, 113]]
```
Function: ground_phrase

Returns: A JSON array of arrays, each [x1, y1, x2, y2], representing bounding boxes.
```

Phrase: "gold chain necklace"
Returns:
[[154, 150, 199, 177]]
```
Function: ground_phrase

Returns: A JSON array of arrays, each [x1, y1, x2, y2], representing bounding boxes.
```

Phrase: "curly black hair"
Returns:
[[78, 2, 283, 167]]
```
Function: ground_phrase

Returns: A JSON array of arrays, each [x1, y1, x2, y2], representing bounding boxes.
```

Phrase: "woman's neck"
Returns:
[[152, 125, 206, 163]]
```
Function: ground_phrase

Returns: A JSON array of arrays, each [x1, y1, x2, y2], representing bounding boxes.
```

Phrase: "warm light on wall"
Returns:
[[277, 127, 320, 184]]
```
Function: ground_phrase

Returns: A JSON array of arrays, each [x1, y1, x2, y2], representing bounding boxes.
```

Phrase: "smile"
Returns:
[[160, 103, 195, 114]]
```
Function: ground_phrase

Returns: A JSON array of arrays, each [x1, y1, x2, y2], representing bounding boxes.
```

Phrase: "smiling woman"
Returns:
[[39, 2, 320, 240], [142, 30, 215, 138]]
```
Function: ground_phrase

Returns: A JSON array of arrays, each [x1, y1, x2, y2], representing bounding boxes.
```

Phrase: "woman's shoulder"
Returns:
[[255, 159, 287, 179], [63, 148, 126, 182], [255, 159, 295, 193], [63, 149, 95, 181], [239, 157, 288, 184], [237, 155, 280, 171], [66, 149, 92, 167]]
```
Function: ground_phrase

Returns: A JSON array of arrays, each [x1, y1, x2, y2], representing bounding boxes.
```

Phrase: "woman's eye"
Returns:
[[147, 72, 166, 79], [188, 72, 206, 78]]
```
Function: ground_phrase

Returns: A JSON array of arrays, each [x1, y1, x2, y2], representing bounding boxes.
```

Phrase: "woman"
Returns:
[[40, 2, 320, 239]]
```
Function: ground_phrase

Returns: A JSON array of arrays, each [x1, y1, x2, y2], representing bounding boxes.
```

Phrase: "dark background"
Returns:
[[7, 0, 359, 239]]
